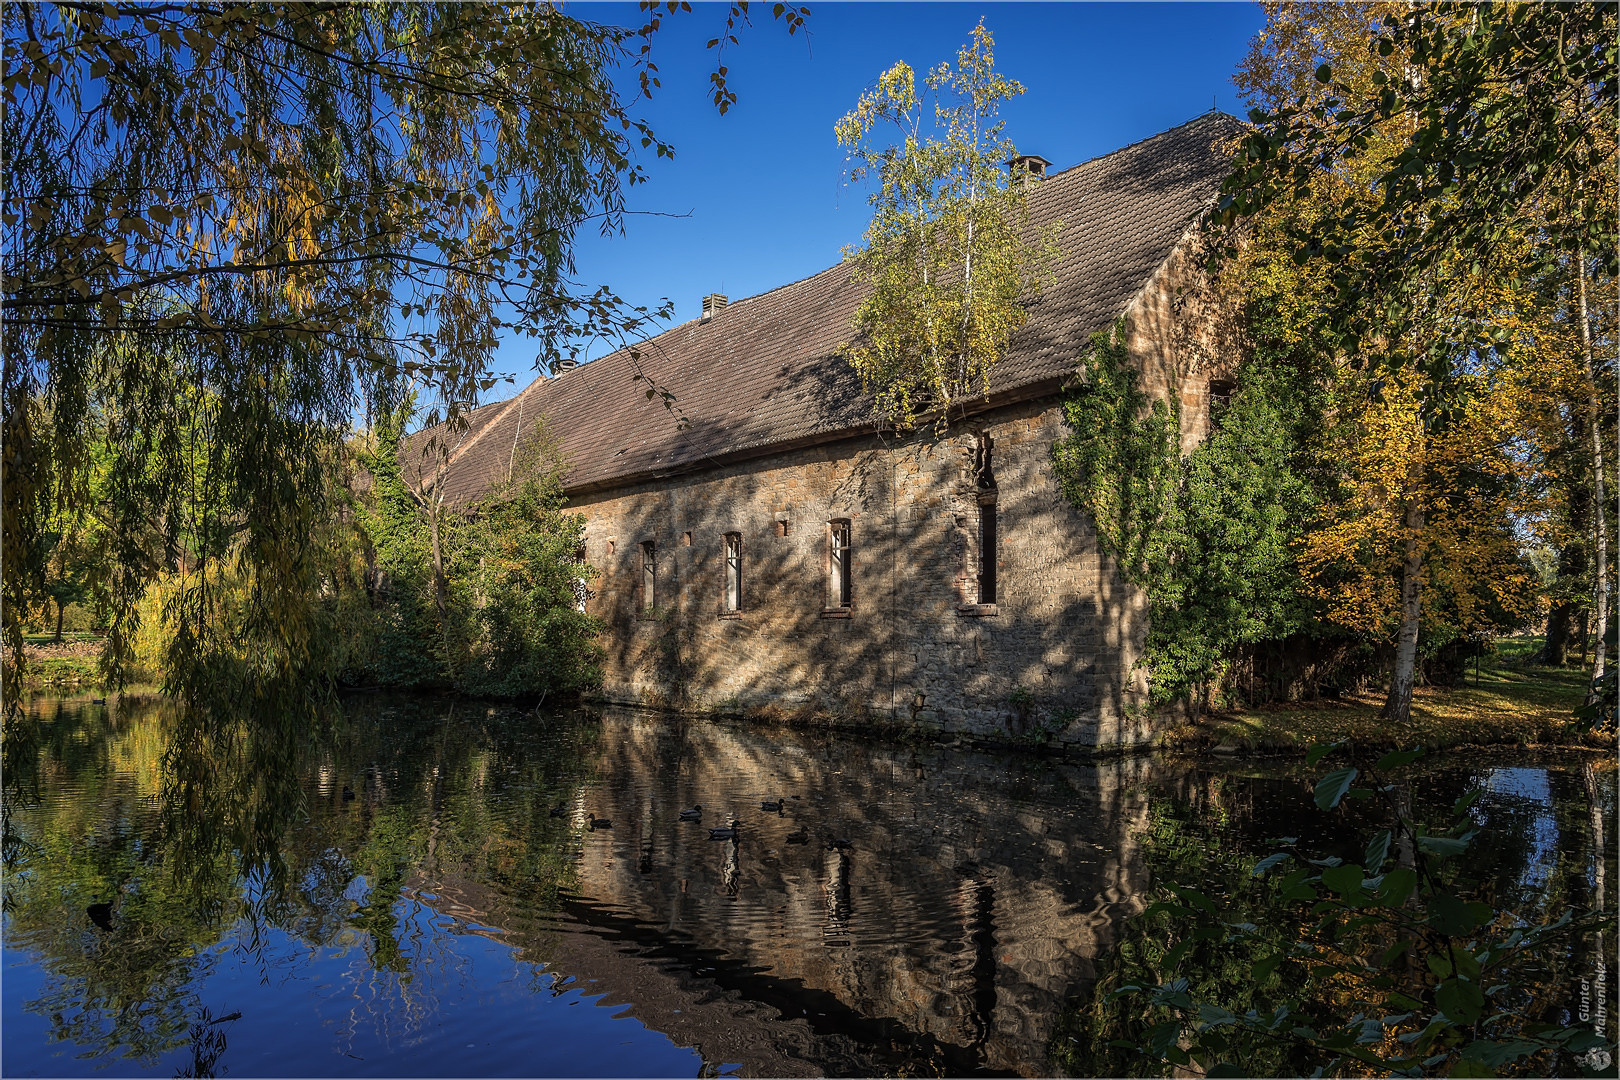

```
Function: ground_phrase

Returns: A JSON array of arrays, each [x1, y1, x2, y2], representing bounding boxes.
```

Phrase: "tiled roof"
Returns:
[[411, 112, 1241, 503]]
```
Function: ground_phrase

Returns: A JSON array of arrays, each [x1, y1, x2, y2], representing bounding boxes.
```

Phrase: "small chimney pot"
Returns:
[[701, 293, 729, 322], [1006, 154, 1053, 187]]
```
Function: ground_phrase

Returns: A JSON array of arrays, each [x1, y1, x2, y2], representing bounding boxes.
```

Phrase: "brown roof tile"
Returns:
[[416, 112, 1240, 504]]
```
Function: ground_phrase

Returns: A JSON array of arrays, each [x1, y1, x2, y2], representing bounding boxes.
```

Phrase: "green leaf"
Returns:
[[1364, 830, 1391, 870], [1315, 63, 1334, 84], [1322, 863, 1365, 896], [1376, 747, 1424, 771], [1314, 767, 1358, 811], [1451, 788, 1484, 818], [1418, 835, 1470, 858], [1429, 893, 1487, 936], [1252, 953, 1285, 980], [1376, 867, 1417, 907], [1252, 852, 1293, 877], [1305, 742, 1343, 767], [1449, 1056, 1497, 1078], [1436, 978, 1485, 1025]]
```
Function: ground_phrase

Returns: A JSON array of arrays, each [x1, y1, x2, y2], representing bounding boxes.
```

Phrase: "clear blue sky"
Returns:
[[487, 2, 1266, 394]]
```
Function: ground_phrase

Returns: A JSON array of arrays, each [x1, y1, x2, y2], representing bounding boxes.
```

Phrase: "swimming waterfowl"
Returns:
[[708, 821, 740, 841], [760, 798, 784, 813], [825, 837, 852, 852], [678, 805, 703, 821], [549, 802, 567, 818], [588, 814, 612, 830], [785, 828, 810, 845], [86, 902, 114, 932]]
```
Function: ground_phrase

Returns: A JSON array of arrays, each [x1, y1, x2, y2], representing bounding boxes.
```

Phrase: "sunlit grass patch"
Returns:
[[1173, 636, 1605, 753]]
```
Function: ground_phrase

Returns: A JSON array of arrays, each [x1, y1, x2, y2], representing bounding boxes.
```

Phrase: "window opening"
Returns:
[[978, 500, 997, 605], [640, 541, 656, 614], [723, 533, 742, 612], [1208, 379, 1236, 433], [572, 544, 589, 613], [829, 520, 853, 608]]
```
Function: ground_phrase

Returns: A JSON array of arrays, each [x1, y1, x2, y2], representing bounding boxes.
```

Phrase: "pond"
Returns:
[[3, 695, 1614, 1077]]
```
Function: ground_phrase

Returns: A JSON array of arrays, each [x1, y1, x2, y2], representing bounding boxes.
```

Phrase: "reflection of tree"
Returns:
[[1050, 759, 1618, 1077], [3, 695, 597, 1065]]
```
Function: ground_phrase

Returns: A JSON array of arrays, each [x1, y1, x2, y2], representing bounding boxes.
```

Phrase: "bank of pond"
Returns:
[[2, 694, 1614, 1077]]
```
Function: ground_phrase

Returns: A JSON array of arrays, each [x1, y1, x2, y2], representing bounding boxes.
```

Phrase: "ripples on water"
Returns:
[[2, 695, 1614, 1078]]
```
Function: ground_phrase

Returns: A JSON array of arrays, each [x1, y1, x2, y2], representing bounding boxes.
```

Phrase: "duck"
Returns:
[[760, 798, 785, 813], [588, 814, 612, 830], [549, 801, 567, 819], [91, 697, 107, 706], [825, 837, 852, 852], [341, 785, 356, 802], [678, 805, 703, 821], [785, 827, 810, 845], [708, 820, 741, 841]]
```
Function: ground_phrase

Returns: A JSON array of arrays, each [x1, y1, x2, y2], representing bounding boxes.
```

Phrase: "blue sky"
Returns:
[[488, 2, 1266, 394]]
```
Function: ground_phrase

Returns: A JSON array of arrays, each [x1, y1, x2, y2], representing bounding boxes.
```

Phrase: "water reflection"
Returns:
[[2, 695, 1613, 1078]]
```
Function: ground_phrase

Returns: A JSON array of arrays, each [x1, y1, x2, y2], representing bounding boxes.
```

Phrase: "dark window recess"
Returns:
[[723, 533, 742, 612], [978, 500, 997, 605], [1208, 379, 1236, 432], [973, 433, 996, 490], [829, 520, 852, 608], [640, 541, 657, 614]]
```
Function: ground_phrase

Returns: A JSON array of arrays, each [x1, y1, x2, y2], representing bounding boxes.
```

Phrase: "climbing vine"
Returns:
[[1053, 321, 1326, 704]]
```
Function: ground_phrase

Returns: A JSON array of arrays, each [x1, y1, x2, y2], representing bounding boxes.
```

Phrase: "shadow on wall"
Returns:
[[571, 395, 1154, 747]]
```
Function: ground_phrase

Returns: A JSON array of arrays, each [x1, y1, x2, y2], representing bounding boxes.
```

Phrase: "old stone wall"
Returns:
[[567, 240, 1235, 749], [572, 397, 1149, 747]]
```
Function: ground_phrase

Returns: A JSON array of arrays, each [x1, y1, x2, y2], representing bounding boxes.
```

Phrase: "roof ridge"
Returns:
[[1041, 110, 1240, 184]]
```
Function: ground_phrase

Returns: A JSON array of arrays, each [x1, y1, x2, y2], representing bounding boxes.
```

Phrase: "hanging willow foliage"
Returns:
[[0, 3, 806, 722]]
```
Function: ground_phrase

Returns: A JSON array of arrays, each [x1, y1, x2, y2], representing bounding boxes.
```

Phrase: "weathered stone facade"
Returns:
[[572, 232, 1237, 748]]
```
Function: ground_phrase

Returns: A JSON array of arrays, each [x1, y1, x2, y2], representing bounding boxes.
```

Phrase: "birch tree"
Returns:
[[835, 21, 1056, 430]]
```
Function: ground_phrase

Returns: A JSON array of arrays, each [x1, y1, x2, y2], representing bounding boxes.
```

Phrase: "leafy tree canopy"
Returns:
[[835, 20, 1057, 430]]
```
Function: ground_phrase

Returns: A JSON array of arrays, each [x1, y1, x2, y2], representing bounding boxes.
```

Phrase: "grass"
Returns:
[[1167, 636, 1610, 755]]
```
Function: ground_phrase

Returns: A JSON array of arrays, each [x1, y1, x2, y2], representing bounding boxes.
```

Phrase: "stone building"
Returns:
[[418, 113, 1243, 749]]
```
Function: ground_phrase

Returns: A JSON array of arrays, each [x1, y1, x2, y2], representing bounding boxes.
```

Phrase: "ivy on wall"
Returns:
[[1052, 321, 1324, 704]]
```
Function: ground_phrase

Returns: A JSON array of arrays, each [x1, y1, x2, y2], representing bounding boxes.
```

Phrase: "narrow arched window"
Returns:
[[640, 540, 657, 615], [829, 520, 853, 609], [723, 533, 742, 612]]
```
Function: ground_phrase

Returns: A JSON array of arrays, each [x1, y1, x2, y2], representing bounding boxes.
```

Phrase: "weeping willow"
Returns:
[[0, 3, 752, 731]]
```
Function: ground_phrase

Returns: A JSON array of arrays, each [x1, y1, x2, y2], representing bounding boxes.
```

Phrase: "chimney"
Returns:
[[1006, 154, 1052, 188], [701, 293, 729, 322]]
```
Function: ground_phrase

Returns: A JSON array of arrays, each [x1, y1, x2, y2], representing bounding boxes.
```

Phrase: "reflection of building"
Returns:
[[411, 115, 1243, 748], [382, 708, 1151, 1075], [559, 709, 1153, 1075]]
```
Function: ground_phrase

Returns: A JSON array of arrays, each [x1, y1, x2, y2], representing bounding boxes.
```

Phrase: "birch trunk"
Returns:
[[1577, 266, 1609, 682], [1384, 496, 1424, 724]]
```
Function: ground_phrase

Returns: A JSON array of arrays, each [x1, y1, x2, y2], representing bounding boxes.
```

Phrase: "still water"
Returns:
[[3, 695, 1614, 1077]]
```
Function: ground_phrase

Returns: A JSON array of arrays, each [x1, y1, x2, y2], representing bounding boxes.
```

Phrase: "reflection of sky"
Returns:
[[1473, 768, 1558, 892]]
